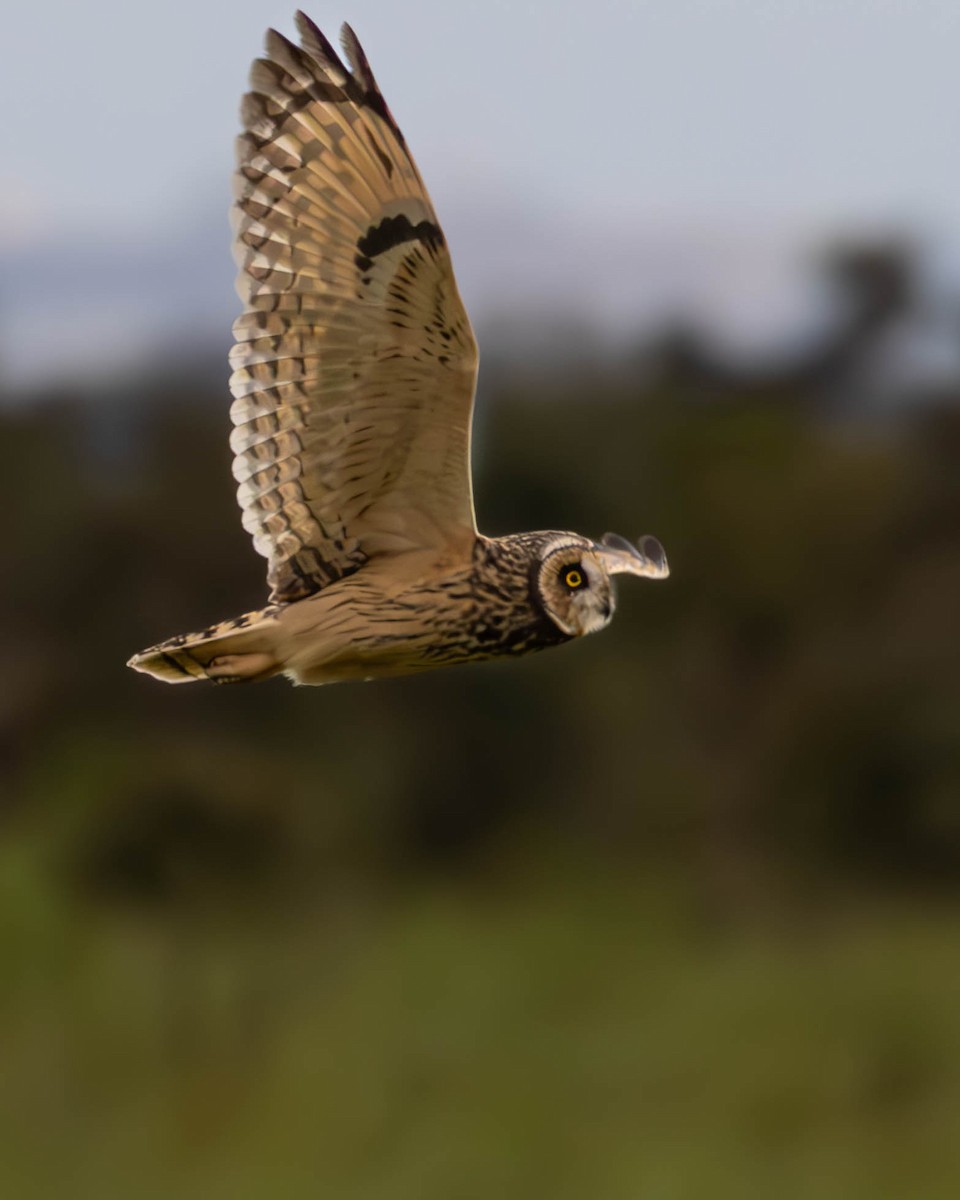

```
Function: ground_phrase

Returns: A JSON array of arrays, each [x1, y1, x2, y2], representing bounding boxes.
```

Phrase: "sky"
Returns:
[[3, 0, 960, 386]]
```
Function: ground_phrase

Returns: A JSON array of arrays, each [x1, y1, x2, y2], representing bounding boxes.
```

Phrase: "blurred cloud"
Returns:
[[4, 0, 960, 386], [0, 178, 53, 252]]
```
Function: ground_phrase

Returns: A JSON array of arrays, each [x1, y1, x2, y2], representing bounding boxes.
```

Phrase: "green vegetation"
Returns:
[[2, 863, 959, 1198]]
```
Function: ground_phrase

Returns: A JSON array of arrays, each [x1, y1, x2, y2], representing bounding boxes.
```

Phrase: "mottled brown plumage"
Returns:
[[127, 14, 669, 688]]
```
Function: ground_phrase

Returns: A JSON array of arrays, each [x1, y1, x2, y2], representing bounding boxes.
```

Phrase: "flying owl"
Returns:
[[128, 12, 669, 688]]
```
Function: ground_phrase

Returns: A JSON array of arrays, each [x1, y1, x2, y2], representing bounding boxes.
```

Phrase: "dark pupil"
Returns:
[[565, 565, 583, 589]]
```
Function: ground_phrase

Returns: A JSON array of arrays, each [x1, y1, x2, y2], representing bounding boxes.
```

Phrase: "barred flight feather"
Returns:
[[230, 11, 478, 603]]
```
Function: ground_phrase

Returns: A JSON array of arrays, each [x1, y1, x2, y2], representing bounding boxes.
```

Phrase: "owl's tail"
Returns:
[[127, 606, 282, 684]]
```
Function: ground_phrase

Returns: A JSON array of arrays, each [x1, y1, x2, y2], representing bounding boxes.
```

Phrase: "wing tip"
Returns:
[[294, 10, 345, 70], [339, 23, 377, 93]]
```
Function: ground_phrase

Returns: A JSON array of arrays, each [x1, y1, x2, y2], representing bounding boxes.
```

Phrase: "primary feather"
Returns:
[[230, 12, 479, 604]]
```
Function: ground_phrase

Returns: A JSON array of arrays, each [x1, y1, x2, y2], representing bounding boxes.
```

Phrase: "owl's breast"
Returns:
[[278, 547, 572, 685]]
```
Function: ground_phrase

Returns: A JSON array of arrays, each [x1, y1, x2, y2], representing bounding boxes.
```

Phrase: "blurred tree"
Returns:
[[1, 242, 958, 911]]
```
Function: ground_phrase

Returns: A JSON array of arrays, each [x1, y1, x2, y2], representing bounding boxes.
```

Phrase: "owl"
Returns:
[[128, 12, 669, 687]]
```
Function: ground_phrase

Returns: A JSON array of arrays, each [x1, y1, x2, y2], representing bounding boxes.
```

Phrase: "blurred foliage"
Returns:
[[1, 241, 959, 1194], [2, 869, 960, 1199]]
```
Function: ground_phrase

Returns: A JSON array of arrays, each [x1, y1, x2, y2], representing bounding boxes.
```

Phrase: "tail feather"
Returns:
[[127, 607, 280, 684]]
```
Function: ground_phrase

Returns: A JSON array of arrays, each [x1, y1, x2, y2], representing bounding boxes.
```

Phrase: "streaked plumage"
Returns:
[[128, 12, 669, 687]]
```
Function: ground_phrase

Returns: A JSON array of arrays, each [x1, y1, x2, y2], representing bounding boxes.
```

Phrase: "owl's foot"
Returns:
[[206, 653, 280, 684]]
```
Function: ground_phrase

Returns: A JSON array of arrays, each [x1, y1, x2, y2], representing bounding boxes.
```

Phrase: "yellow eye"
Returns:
[[564, 567, 584, 590]]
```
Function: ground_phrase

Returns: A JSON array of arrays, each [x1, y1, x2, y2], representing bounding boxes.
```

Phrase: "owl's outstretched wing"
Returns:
[[230, 13, 479, 604]]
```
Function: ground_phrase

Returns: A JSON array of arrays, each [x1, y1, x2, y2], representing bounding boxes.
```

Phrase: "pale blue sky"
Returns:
[[3, 0, 960, 384]]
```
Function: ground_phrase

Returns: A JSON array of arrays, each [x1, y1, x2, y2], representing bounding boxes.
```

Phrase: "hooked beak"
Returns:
[[596, 532, 670, 580]]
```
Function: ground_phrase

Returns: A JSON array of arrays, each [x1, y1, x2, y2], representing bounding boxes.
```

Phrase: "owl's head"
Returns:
[[535, 532, 669, 637]]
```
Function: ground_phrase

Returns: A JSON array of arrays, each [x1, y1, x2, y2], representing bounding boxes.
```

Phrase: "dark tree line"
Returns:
[[3, 242, 959, 912]]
